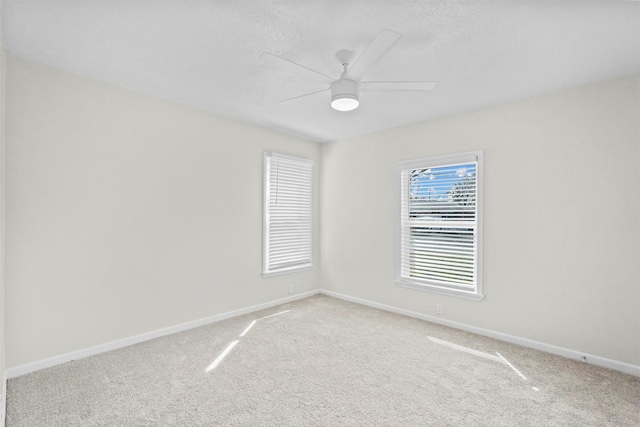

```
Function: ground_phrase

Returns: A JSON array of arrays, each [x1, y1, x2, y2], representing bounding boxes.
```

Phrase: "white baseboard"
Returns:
[[5, 288, 639, 380], [6, 290, 319, 379], [319, 290, 640, 378]]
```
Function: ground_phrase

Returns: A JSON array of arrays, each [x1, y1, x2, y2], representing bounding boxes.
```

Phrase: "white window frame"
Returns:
[[263, 151, 313, 277], [396, 151, 484, 300]]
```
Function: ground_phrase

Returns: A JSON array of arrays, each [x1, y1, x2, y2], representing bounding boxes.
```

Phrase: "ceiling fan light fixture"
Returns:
[[331, 94, 359, 112], [331, 79, 359, 111]]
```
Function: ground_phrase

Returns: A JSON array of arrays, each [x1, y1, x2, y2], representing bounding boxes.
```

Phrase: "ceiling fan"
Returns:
[[263, 29, 437, 112]]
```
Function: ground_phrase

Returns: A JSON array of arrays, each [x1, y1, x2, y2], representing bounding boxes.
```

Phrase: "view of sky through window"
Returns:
[[410, 163, 476, 201]]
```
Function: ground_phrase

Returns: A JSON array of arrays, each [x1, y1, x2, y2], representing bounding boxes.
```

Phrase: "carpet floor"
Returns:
[[6, 294, 640, 426]]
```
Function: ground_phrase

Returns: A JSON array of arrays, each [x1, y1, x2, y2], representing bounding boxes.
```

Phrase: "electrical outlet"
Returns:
[[288, 285, 294, 294], [436, 304, 443, 315]]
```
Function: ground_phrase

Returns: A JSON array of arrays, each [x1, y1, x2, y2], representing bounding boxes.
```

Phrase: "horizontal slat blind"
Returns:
[[399, 155, 480, 294], [264, 152, 313, 275]]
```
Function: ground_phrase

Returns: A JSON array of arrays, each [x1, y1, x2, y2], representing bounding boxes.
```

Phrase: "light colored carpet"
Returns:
[[6, 294, 640, 426]]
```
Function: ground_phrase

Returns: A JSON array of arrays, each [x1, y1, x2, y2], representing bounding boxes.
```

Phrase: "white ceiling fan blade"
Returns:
[[278, 88, 329, 104], [261, 52, 334, 82], [346, 29, 401, 81], [361, 81, 437, 91]]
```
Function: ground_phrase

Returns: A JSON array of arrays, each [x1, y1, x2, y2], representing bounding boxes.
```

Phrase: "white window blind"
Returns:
[[263, 152, 313, 277], [397, 151, 483, 299]]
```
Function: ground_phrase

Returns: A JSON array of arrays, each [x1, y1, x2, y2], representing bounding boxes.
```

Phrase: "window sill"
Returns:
[[395, 279, 484, 301], [263, 264, 313, 278]]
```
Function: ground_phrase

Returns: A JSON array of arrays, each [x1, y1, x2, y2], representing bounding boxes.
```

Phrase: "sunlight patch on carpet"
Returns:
[[206, 340, 239, 372]]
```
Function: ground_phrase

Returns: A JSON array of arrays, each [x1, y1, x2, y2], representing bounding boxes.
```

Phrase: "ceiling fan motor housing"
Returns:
[[331, 79, 360, 111]]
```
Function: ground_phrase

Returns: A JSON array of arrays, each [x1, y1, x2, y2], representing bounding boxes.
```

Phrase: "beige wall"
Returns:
[[4, 53, 639, 371], [321, 74, 640, 366], [0, 6, 6, 420], [4, 56, 322, 367]]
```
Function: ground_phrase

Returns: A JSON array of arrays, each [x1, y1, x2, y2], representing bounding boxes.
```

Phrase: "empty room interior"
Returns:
[[0, 1, 639, 426]]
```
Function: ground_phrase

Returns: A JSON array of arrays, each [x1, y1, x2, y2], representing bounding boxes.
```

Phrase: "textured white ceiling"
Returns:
[[3, 1, 639, 142]]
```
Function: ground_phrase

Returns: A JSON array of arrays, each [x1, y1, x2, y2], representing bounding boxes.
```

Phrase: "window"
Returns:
[[397, 151, 483, 300], [263, 151, 313, 277]]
